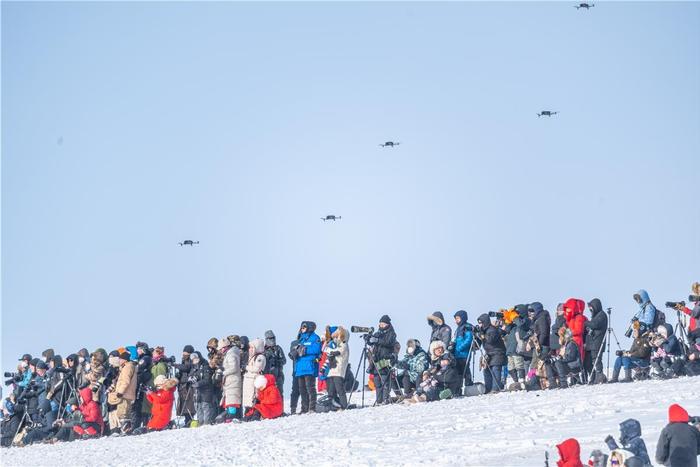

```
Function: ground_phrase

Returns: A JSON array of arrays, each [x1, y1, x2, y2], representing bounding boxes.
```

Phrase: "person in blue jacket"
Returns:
[[452, 310, 473, 394], [633, 290, 657, 329], [293, 321, 321, 414]]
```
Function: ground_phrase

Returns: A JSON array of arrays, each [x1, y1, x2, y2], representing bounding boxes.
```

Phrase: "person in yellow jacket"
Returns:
[[106, 352, 137, 434]]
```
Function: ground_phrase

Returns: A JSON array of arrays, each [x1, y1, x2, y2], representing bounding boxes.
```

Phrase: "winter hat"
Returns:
[[251, 338, 265, 354], [36, 360, 48, 370], [182, 345, 194, 354], [78, 348, 89, 358], [264, 330, 276, 347], [239, 336, 249, 349], [109, 350, 120, 358], [427, 312, 444, 326], [53, 355, 64, 367], [254, 374, 268, 390], [218, 336, 230, 351], [657, 325, 668, 339], [191, 351, 203, 362], [380, 315, 392, 325], [19, 354, 32, 362], [119, 351, 131, 361], [154, 375, 167, 387], [668, 404, 689, 423]]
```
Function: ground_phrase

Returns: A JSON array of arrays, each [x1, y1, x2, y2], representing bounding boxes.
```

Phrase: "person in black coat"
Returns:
[[584, 298, 608, 383], [475, 313, 506, 393], [172, 345, 195, 426], [427, 311, 452, 349], [550, 303, 566, 352], [554, 328, 582, 389], [604, 418, 651, 466], [368, 315, 397, 405], [263, 330, 287, 399], [655, 403, 700, 467], [528, 302, 557, 389], [288, 337, 300, 414], [187, 351, 215, 425]]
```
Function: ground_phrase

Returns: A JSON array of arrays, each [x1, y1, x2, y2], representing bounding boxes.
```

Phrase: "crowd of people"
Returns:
[[553, 403, 700, 467], [1, 283, 699, 465]]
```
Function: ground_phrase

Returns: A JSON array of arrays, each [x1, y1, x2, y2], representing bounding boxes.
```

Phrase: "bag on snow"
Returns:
[[463, 383, 486, 397]]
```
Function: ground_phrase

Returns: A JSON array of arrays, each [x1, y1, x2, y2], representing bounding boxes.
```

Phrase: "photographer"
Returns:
[[263, 330, 287, 399], [427, 311, 452, 349], [452, 310, 474, 391], [475, 313, 506, 393], [686, 336, 700, 377], [397, 339, 429, 397], [550, 303, 566, 352], [563, 298, 587, 362], [584, 298, 608, 384], [130, 342, 153, 430], [188, 351, 215, 425], [503, 305, 529, 387], [106, 351, 137, 434], [633, 290, 658, 329], [216, 335, 242, 423], [675, 282, 700, 343], [655, 403, 700, 467], [650, 324, 683, 379], [553, 327, 582, 389], [293, 321, 321, 413], [172, 345, 195, 427], [611, 323, 651, 383], [526, 302, 556, 390], [325, 326, 350, 410], [288, 335, 301, 415], [367, 315, 397, 405]]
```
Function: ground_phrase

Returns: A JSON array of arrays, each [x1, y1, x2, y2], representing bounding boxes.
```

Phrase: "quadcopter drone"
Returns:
[[379, 141, 400, 148], [178, 240, 200, 246], [321, 215, 341, 222], [537, 111, 558, 117]]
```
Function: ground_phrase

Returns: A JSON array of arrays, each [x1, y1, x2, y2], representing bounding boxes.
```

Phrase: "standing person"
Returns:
[[475, 313, 506, 393], [145, 375, 177, 432], [655, 404, 700, 467], [172, 345, 195, 427], [288, 335, 301, 414], [263, 330, 286, 399], [584, 298, 608, 384], [326, 326, 350, 410], [564, 298, 587, 362], [85, 348, 107, 402], [294, 322, 321, 414], [452, 310, 474, 392], [206, 337, 223, 418], [633, 290, 658, 330], [368, 315, 398, 405], [551, 303, 566, 352], [106, 352, 137, 434], [187, 351, 215, 426], [217, 336, 242, 423], [131, 342, 152, 430], [427, 312, 452, 348], [242, 338, 266, 414]]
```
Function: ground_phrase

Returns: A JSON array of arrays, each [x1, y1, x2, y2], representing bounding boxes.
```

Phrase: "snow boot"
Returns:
[[620, 368, 632, 383], [508, 370, 518, 384], [610, 367, 620, 383], [517, 369, 526, 382]]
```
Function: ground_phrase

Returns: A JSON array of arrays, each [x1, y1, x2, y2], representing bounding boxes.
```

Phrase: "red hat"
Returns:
[[669, 404, 689, 423]]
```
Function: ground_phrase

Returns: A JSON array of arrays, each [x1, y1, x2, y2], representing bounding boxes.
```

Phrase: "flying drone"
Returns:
[[321, 215, 341, 222], [379, 141, 400, 148], [574, 3, 594, 10], [537, 111, 558, 117], [178, 240, 200, 246]]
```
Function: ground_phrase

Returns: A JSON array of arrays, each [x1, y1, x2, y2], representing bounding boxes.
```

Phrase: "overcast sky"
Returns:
[[3, 2, 699, 381]]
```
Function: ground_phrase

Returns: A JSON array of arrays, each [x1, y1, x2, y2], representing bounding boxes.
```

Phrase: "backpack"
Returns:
[[651, 304, 665, 330]]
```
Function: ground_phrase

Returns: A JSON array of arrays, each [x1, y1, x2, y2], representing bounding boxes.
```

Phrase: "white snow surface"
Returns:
[[2, 376, 699, 466]]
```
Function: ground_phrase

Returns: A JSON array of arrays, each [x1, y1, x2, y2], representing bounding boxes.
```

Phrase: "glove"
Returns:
[[187, 376, 197, 384], [226, 406, 237, 415]]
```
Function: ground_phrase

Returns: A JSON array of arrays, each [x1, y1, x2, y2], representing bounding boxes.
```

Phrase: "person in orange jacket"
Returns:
[[564, 298, 587, 362], [244, 374, 283, 421], [556, 438, 584, 467], [146, 375, 177, 431]]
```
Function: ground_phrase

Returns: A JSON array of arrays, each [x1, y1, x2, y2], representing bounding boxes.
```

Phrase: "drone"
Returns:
[[537, 111, 558, 117], [574, 3, 594, 9], [379, 141, 400, 148], [178, 240, 199, 246], [321, 215, 341, 222]]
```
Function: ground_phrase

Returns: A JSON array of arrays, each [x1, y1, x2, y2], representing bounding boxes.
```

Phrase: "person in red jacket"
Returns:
[[146, 375, 177, 431], [73, 385, 104, 438], [556, 438, 584, 467], [564, 298, 587, 362], [244, 374, 283, 421]]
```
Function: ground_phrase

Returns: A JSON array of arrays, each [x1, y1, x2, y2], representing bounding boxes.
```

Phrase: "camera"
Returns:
[[665, 301, 685, 309], [3, 372, 17, 378], [615, 350, 624, 357], [488, 311, 504, 319], [624, 318, 639, 338], [54, 367, 71, 374], [689, 295, 700, 303], [351, 326, 374, 334]]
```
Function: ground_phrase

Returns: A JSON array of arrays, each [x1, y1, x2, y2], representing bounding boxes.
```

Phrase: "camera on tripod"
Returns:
[[351, 326, 374, 334], [689, 295, 700, 303], [665, 301, 686, 309], [488, 311, 504, 319]]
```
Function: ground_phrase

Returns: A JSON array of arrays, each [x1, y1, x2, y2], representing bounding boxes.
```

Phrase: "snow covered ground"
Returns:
[[2, 376, 699, 466]]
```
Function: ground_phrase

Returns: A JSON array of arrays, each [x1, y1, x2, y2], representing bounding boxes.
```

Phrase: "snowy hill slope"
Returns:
[[3, 377, 699, 466]]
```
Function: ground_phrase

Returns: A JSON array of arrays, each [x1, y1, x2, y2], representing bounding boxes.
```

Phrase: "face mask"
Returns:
[[78, 357, 85, 364], [407, 347, 415, 355]]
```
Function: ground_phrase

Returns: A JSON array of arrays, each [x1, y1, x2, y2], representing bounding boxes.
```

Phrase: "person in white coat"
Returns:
[[218, 335, 242, 422], [326, 326, 350, 410], [242, 338, 266, 412]]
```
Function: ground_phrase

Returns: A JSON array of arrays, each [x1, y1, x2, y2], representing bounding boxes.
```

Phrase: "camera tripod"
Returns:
[[674, 309, 691, 357], [602, 307, 623, 381], [347, 335, 371, 408]]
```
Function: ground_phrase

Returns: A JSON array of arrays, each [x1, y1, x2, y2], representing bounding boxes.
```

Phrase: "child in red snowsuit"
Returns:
[[244, 374, 283, 421], [146, 375, 177, 431]]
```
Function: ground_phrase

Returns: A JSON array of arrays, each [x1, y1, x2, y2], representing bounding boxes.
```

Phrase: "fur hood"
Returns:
[[427, 312, 445, 327], [429, 340, 446, 357], [250, 338, 265, 355], [332, 326, 348, 343]]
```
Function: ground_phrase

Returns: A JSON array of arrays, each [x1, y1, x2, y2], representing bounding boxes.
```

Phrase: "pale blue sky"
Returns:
[[3, 2, 699, 377]]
